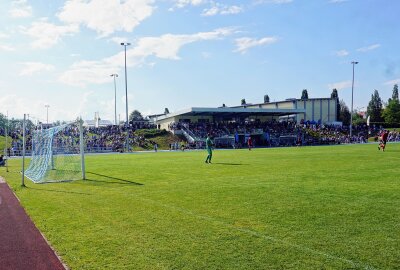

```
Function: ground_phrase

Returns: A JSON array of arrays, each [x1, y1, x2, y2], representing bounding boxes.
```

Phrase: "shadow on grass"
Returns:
[[211, 162, 247, 166], [85, 171, 144, 186]]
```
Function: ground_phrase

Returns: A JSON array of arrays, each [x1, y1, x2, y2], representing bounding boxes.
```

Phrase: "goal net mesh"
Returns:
[[24, 122, 83, 183]]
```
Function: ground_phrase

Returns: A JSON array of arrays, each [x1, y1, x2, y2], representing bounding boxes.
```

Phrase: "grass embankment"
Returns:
[[1, 143, 399, 269], [133, 129, 181, 150]]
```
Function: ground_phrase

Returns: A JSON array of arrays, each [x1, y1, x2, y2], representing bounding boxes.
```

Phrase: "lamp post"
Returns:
[[350, 61, 358, 138], [45, 104, 50, 125], [121, 42, 131, 151], [110, 74, 118, 125]]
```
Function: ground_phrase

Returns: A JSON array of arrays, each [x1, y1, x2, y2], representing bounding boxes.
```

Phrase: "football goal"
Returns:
[[24, 119, 85, 183]]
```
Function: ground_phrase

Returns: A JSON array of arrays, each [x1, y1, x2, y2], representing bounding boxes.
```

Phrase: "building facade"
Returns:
[[152, 97, 338, 131]]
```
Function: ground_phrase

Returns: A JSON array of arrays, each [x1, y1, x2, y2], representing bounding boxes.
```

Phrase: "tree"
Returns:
[[241, 99, 246, 105], [392, 84, 399, 101], [367, 89, 383, 123], [330, 88, 338, 99], [0, 113, 6, 131], [129, 110, 143, 121], [339, 99, 351, 126], [382, 94, 400, 126], [352, 110, 366, 126], [164, 108, 170, 114], [264, 95, 270, 103], [331, 88, 341, 121], [301, 89, 309, 100]]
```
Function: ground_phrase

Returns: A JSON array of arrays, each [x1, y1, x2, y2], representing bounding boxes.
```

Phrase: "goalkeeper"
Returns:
[[205, 133, 214, 164]]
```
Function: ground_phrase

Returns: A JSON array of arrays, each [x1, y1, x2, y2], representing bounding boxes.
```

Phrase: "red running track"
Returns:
[[0, 178, 66, 270]]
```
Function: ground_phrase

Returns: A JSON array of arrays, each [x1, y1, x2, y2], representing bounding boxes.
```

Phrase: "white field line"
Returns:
[[136, 196, 376, 270]]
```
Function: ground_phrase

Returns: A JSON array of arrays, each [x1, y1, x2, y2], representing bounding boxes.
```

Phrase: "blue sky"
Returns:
[[0, 0, 399, 123]]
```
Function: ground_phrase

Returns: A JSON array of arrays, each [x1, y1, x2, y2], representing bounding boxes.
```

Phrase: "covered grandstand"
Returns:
[[154, 107, 305, 148], [152, 97, 338, 148]]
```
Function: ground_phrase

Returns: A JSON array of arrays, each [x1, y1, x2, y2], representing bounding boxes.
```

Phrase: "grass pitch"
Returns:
[[1, 144, 400, 269]]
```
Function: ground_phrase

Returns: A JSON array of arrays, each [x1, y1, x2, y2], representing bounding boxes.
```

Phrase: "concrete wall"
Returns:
[[295, 98, 336, 123], [329, 99, 337, 123]]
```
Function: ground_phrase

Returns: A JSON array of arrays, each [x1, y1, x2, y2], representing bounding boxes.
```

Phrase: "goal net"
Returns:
[[24, 121, 85, 183]]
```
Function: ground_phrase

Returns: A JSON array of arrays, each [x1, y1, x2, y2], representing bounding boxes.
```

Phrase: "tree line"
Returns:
[[332, 84, 400, 127]]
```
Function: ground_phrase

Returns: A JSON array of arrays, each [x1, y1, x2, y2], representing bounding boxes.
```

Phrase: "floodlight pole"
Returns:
[[121, 42, 131, 152], [110, 74, 118, 125], [21, 114, 26, 187], [350, 61, 358, 138]]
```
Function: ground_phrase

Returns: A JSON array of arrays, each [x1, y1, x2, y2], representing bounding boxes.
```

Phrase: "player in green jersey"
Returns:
[[205, 133, 213, 163]]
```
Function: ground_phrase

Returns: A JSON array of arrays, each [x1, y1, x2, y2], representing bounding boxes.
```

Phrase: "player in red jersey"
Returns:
[[378, 130, 389, 151], [247, 136, 253, 151]]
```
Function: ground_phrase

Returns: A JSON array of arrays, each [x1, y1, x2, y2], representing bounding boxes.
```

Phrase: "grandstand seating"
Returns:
[[2, 122, 399, 155]]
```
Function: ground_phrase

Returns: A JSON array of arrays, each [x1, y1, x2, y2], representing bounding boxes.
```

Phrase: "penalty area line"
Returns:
[[137, 196, 376, 270]]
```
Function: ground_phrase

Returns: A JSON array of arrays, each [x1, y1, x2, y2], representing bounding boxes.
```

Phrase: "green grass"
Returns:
[[0, 135, 11, 153], [1, 144, 400, 269]]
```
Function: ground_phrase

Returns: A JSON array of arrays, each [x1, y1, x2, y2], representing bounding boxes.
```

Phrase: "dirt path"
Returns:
[[0, 177, 66, 270]]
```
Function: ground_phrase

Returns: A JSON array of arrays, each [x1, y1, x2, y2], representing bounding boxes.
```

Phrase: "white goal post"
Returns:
[[22, 117, 86, 184]]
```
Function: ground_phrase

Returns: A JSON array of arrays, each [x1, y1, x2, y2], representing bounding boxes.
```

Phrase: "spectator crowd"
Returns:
[[1, 121, 400, 156], [169, 120, 400, 148]]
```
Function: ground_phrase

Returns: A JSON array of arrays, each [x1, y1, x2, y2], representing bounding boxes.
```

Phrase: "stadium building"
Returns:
[[154, 97, 337, 129], [152, 97, 338, 147]]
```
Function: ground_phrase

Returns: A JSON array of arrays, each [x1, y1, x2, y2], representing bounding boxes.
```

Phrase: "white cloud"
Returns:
[[19, 62, 55, 76], [58, 0, 155, 37], [171, 1, 243, 16], [335, 49, 349, 57], [172, 0, 208, 9], [0, 44, 15, 51], [329, 0, 348, 3], [202, 6, 219, 16], [74, 91, 95, 119], [9, 0, 32, 18], [384, 79, 400, 86], [0, 32, 10, 39], [202, 4, 243, 16], [357, 43, 380, 52], [53, 90, 98, 121], [0, 95, 57, 122], [60, 28, 235, 86], [234, 36, 278, 54], [0, 32, 14, 51], [328, 80, 352, 90], [21, 19, 79, 49], [109, 37, 130, 45], [0, 92, 97, 122], [221, 5, 243, 15], [59, 60, 119, 87], [253, 0, 293, 4]]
